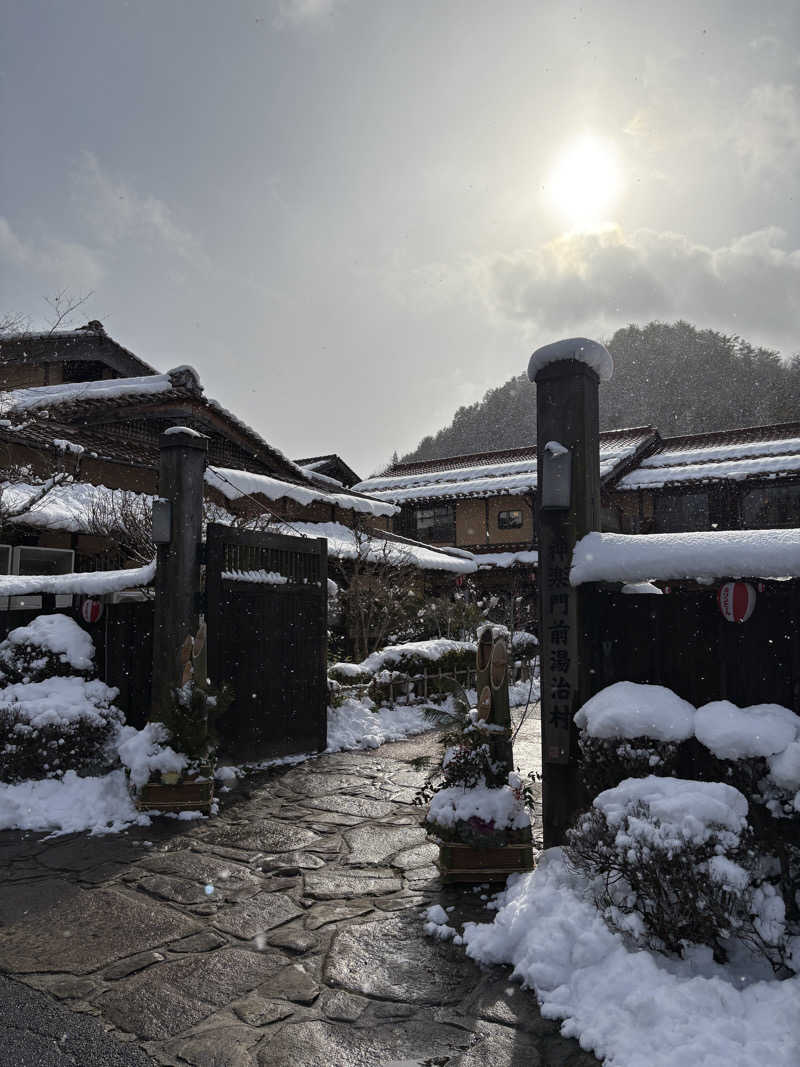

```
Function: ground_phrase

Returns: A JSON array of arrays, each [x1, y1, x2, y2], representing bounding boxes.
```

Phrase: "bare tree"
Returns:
[[0, 445, 86, 535], [334, 520, 422, 662], [86, 489, 155, 566], [42, 289, 95, 333], [0, 311, 30, 338]]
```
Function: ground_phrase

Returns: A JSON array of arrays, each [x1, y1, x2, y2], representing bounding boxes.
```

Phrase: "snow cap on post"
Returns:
[[527, 337, 613, 383]]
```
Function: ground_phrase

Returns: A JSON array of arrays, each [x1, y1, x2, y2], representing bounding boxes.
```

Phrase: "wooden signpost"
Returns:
[[528, 339, 609, 848]]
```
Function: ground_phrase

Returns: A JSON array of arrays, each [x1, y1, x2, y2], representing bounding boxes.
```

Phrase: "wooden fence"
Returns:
[[335, 656, 538, 707], [581, 579, 800, 712]]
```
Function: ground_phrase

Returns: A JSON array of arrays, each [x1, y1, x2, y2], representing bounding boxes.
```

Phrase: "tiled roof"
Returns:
[[355, 428, 657, 504], [617, 421, 800, 490], [0, 325, 157, 376]]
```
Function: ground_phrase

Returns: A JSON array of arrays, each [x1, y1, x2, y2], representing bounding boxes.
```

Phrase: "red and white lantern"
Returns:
[[718, 582, 756, 624], [81, 598, 104, 624]]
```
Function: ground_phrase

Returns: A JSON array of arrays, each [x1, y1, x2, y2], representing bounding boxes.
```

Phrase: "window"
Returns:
[[415, 504, 456, 542], [497, 509, 523, 530], [10, 546, 75, 610], [741, 483, 800, 529], [653, 491, 709, 532]]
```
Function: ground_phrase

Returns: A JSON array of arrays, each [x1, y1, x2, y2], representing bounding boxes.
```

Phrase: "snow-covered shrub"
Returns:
[[327, 662, 373, 687], [574, 682, 695, 794], [117, 721, 188, 790], [0, 676, 124, 783], [0, 614, 95, 683], [415, 691, 536, 847], [511, 630, 539, 659], [566, 775, 791, 970], [360, 638, 477, 679]]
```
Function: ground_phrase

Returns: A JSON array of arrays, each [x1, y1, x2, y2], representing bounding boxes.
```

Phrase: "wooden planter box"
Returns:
[[437, 839, 535, 883], [135, 766, 215, 815]]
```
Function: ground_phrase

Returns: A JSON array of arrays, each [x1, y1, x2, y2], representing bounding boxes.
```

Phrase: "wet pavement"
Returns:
[[0, 709, 600, 1066]]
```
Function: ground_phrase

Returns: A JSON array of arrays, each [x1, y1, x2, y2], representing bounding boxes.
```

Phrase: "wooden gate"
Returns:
[[205, 523, 328, 761]]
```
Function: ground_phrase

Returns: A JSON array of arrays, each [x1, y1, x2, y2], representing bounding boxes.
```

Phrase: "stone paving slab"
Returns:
[[0, 713, 599, 1066]]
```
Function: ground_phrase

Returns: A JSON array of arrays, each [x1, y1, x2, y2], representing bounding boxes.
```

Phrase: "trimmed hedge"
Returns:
[[0, 677, 124, 783]]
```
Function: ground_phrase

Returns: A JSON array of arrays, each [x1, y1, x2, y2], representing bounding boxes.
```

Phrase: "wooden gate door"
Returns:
[[206, 523, 328, 761]]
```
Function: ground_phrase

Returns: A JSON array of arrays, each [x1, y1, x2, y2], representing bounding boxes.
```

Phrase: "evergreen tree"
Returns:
[[401, 322, 800, 462]]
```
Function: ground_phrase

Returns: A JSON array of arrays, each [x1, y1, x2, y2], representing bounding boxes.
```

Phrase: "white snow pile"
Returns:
[[358, 638, 476, 675], [0, 559, 155, 598], [574, 682, 695, 742], [326, 695, 431, 753], [593, 774, 748, 841], [0, 613, 94, 672], [461, 847, 800, 1067], [694, 700, 800, 760], [0, 768, 149, 836], [116, 721, 189, 789], [571, 529, 800, 584], [768, 742, 800, 795], [527, 337, 614, 382], [423, 903, 463, 943], [221, 569, 288, 585], [427, 776, 531, 832], [0, 675, 121, 731]]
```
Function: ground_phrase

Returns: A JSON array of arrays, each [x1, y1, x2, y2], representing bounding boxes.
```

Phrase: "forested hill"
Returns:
[[401, 322, 800, 464]]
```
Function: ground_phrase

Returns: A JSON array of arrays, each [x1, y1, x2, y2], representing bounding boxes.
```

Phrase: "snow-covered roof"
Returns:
[[474, 549, 539, 569], [617, 423, 800, 490], [527, 337, 613, 383], [273, 520, 477, 574], [570, 529, 800, 584], [205, 466, 398, 518], [0, 481, 153, 535], [356, 430, 653, 504], [0, 373, 176, 415]]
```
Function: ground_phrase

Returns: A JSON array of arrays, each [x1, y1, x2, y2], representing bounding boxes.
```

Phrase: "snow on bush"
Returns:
[[574, 682, 695, 742], [117, 721, 189, 789], [575, 682, 694, 793], [0, 613, 95, 682], [695, 700, 800, 760], [0, 675, 124, 783], [461, 848, 800, 1067], [566, 775, 791, 969]]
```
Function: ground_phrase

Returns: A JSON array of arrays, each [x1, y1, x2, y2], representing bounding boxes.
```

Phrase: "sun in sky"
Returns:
[[546, 134, 624, 231]]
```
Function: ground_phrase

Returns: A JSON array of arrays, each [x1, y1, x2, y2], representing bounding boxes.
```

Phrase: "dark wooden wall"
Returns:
[[581, 581, 800, 712]]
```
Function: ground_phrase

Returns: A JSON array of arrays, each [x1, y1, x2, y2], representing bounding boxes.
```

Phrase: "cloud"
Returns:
[[0, 217, 105, 292], [275, 0, 344, 25], [734, 83, 800, 180], [487, 226, 800, 353], [71, 152, 206, 265]]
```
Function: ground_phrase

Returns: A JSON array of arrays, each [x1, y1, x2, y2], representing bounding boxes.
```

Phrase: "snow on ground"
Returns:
[[0, 769, 149, 836], [325, 696, 432, 752], [461, 848, 800, 1067]]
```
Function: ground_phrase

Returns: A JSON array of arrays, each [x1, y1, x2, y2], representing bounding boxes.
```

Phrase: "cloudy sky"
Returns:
[[2, 1, 798, 475]]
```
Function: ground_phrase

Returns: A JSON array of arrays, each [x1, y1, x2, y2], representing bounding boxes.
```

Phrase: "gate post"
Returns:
[[150, 427, 208, 728], [528, 339, 611, 847]]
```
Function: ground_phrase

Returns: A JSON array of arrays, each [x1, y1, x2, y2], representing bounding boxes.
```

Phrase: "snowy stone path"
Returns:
[[0, 715, 599, 1066]]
